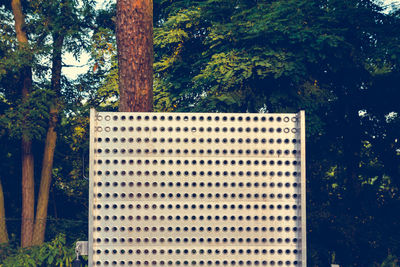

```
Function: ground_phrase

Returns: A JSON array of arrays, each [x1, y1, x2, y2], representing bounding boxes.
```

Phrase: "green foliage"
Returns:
[[379, 254, 399, 267], [0, 88, 54, 140], [74, 4, 119, 110], [0, 234, 77, 267], [154, 0, 400, 113], [92, 27, 119, 108]]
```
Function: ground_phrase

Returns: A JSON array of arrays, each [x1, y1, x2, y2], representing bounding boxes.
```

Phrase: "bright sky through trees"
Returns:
[[62, 0, 400, 79]]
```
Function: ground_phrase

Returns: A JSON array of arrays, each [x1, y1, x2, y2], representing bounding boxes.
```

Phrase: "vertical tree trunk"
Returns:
[[117, 0, 154, 112], [31, 112, 57, 245], [0, 179, 8, 244], [11, 0, 35, 248], [32, 33, 64, 246], [21, 137, 34, 248]]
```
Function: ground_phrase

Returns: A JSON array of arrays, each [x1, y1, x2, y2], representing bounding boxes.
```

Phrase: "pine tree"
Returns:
[[117, 0, 153, 112]]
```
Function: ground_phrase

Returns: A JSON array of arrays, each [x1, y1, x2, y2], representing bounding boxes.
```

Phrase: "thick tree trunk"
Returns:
[[31, 111, 57, 245], [0, 179, 8, 243], [11, 0, 28, 44], [11, 0, 35, 248], [117, 0, 153, 112], [32, 33, 64, 246], [21, 137, 34, 248]]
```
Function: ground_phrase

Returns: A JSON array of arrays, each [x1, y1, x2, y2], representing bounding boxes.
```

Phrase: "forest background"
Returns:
[[0, 0, 400, 266]]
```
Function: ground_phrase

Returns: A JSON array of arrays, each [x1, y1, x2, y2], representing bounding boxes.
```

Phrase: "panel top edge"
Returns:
[[92, 110, 300, 116]]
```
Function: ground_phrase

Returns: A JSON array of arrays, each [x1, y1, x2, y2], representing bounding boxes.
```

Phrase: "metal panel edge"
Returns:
[[89, 108, 96, 267], [300, 110, 307, 266]]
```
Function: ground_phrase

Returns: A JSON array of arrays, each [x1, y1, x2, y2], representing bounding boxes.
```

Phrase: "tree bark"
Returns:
[[11, 0, 35, 248], [11, 0, 28, 44], [0, 179, 8, 244], [21, 137, 34, 248], [117, 0, 154, 112], [32, 33, 64, 246]]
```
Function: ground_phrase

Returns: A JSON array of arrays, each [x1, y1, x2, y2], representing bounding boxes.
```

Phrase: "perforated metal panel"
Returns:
[[89, 110, 306, 267]]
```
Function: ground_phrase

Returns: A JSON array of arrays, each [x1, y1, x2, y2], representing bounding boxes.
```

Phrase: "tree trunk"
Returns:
[[11, 0, 35, 248], [32, 33, 64, 246], [31, 111, 57, 245], [0, 179, 8, 244], [117, 0, 154, 112], [21, 137, 34, 248]]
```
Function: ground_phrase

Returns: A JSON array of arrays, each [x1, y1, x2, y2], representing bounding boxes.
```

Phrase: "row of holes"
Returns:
[[95, 248, 299, 255], [94, 126, 298, 134], [95, 148, 298, 156], [95, 170, 300, 177], [94, 215, 300, 221], [96, 159, 298, 166], [94, 193, 299, 201], [95, 182, 299, 188], [94, 226, 299, 233], [95, 201, 300, 211], [95, 203, 299, 210], [94, 260, 299, 266], [96, 137, 298, 144], [95, 114, 298, 123], [94, 237, 300, 244], [94, 192, 301, 201], [95, 126, 298, 134], [95, 170, 298, 177]]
